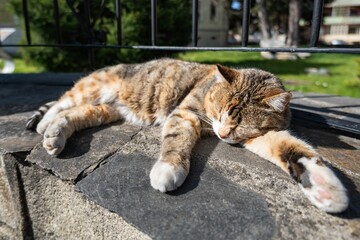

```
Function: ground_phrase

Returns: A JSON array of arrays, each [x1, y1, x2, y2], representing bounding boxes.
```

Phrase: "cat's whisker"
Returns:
[[186, 108, 213, 125]]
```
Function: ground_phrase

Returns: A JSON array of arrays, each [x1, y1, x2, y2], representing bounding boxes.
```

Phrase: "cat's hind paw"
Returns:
[[26, 113, 42, 130], [150, 161, 188, 192], [299, 157, 349, 213], [43, 126, 66, 156]]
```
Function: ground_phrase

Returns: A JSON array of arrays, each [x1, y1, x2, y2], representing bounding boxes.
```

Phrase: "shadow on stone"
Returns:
[[75, 153, 275, 240], [330, 166, 360, 219], [26, 122, 141, 181], [169, 137, 221, 196], [57, 125, 108, 159], [291, 123, 356, 151]]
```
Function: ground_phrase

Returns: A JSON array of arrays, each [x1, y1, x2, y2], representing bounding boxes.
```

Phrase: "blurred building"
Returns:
[[198, 0, 229, 46], [0, 0, 21, 55], [322, 0, 360, 45]]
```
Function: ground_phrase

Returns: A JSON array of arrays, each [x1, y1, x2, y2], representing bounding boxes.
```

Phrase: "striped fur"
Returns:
[[27, 58, 348, 213]]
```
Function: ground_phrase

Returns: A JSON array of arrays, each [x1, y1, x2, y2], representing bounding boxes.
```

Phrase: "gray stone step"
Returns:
[[1, 80, 360, 239], [76, 153, 275, 240]]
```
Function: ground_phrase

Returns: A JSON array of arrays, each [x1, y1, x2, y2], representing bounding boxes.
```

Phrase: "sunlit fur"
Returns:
[[27, 58, 348, 213]]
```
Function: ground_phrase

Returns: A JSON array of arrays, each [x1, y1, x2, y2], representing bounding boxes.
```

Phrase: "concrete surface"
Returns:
[[0, 77, 360, 239]]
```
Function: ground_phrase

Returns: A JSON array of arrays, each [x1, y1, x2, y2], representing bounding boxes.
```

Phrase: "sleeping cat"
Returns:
[[26, 58, 348, 213]]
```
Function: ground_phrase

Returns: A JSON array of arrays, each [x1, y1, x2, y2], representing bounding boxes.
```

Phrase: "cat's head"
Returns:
[[208, 65, 291, 144]]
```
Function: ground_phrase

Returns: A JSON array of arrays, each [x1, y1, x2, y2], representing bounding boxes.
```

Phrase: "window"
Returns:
[[349, 26, 360, 34], [330, 25, 348, 35], [350, 7, 359, 17], [210, 2, 216, 21], [332, 7, 348, 17]]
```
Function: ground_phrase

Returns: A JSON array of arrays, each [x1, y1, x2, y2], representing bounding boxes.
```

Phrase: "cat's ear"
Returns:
[[216, 64, 238, 83], [262, 91, 292, 112]]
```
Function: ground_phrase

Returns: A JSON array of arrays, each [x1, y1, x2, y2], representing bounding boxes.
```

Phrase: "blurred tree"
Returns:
[[255, 0, 272, 40], [287, 0, 302, 46], [8, 0, 191, 71], [254, 0, 333, 46]]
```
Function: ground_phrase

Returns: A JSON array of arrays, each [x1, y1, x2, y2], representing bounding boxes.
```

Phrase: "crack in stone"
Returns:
[[74, 128, 143, 184], [14, 163, 35, 240]]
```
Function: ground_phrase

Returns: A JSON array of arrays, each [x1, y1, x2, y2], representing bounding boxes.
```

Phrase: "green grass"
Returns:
[[4, 51, 360, 98], [177, 51, 360, 98], [0, 57, 44, 73], [13, 58, 44, 73]]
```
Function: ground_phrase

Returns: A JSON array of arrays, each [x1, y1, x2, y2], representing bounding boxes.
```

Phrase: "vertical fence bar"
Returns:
[[84, 0, 95, 68], [241, 0, 251, 47], [115, 0, 122, 45], [22, 0, 31, 45], [310, 0, 324, 47], [151, 0, 157, 46], [192, 0, 198, 46], [53, 0, 62, 44]]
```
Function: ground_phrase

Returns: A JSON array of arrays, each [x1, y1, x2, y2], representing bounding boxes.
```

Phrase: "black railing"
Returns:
[[1, 0, 360, 54]]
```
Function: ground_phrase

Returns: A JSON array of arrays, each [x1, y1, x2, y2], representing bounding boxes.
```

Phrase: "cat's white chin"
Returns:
[[150, 161, 188, 192], [220, 138, 238, 144]]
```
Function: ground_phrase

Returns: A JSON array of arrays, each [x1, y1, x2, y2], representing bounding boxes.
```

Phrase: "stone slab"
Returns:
[[0, 83, 69, 116], [26, 123, 141, 182], [291, 92, 360, 116], [18, 157, 150, 239], [291, 124, 360, 177], [0, 73, 83, 86], [290, 92, 360, 134], [194, 136, 360, 239], [76, 153, 275, 240], [93, 125, 360, 239], [0, 113, 42, 153], [0, 153, 24, 239]]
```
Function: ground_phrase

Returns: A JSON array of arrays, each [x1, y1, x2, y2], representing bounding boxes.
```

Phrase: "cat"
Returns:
[[26, 58, 348, 213]]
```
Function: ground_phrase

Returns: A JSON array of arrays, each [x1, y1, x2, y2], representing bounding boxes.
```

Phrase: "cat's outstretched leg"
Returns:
[[36, 96, 76, 135], [43, 104, 121, 155], [26, 101, 57, 130], [244, 130, 349, 213], [150, 108, 201, 192]]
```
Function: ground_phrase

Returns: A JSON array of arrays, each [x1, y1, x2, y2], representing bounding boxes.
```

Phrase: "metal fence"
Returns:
[[1, 0, 360, 56]]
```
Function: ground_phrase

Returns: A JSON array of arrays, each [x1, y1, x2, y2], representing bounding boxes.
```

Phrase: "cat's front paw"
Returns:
[[150, 161, 188, 192], [37, 119, 51, 135], [43, 126, 66, 156], [299, 157, 349, 213]]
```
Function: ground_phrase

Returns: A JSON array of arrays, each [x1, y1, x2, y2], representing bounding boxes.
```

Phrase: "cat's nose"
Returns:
[[219, 132, 229, 139]]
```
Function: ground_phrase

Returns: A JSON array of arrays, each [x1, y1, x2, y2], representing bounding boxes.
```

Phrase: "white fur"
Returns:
[[58, 97, 74, 109], [268, 98, 285, 112], [266, 93, 289, 112], [153, 114, 167, 126], [244, 130, 295, 169], [298, 157, 349, 213], [37, 98, 74, 134], [244, 131, 348, 213], [100, 89, 117, 103], [117, 104, 146, 125], [212, 114, 237, 144], [150, 161, 187, 192], [116, 103, 167, 126], [43, 124, 66, 155], [215, 72, 226, 82], [212, 119, 221, 138]]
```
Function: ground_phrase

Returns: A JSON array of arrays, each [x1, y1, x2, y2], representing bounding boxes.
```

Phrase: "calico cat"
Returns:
[[26, 58, 348, 213]]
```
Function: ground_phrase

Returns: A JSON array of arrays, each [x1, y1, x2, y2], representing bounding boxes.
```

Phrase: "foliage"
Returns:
[[178, 51, 360, 98], [8, 0, 191, 71]]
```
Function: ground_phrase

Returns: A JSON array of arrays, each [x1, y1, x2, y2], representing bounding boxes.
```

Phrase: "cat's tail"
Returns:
[[26, 101, 57, 130], [244, 130, 349, 213]]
